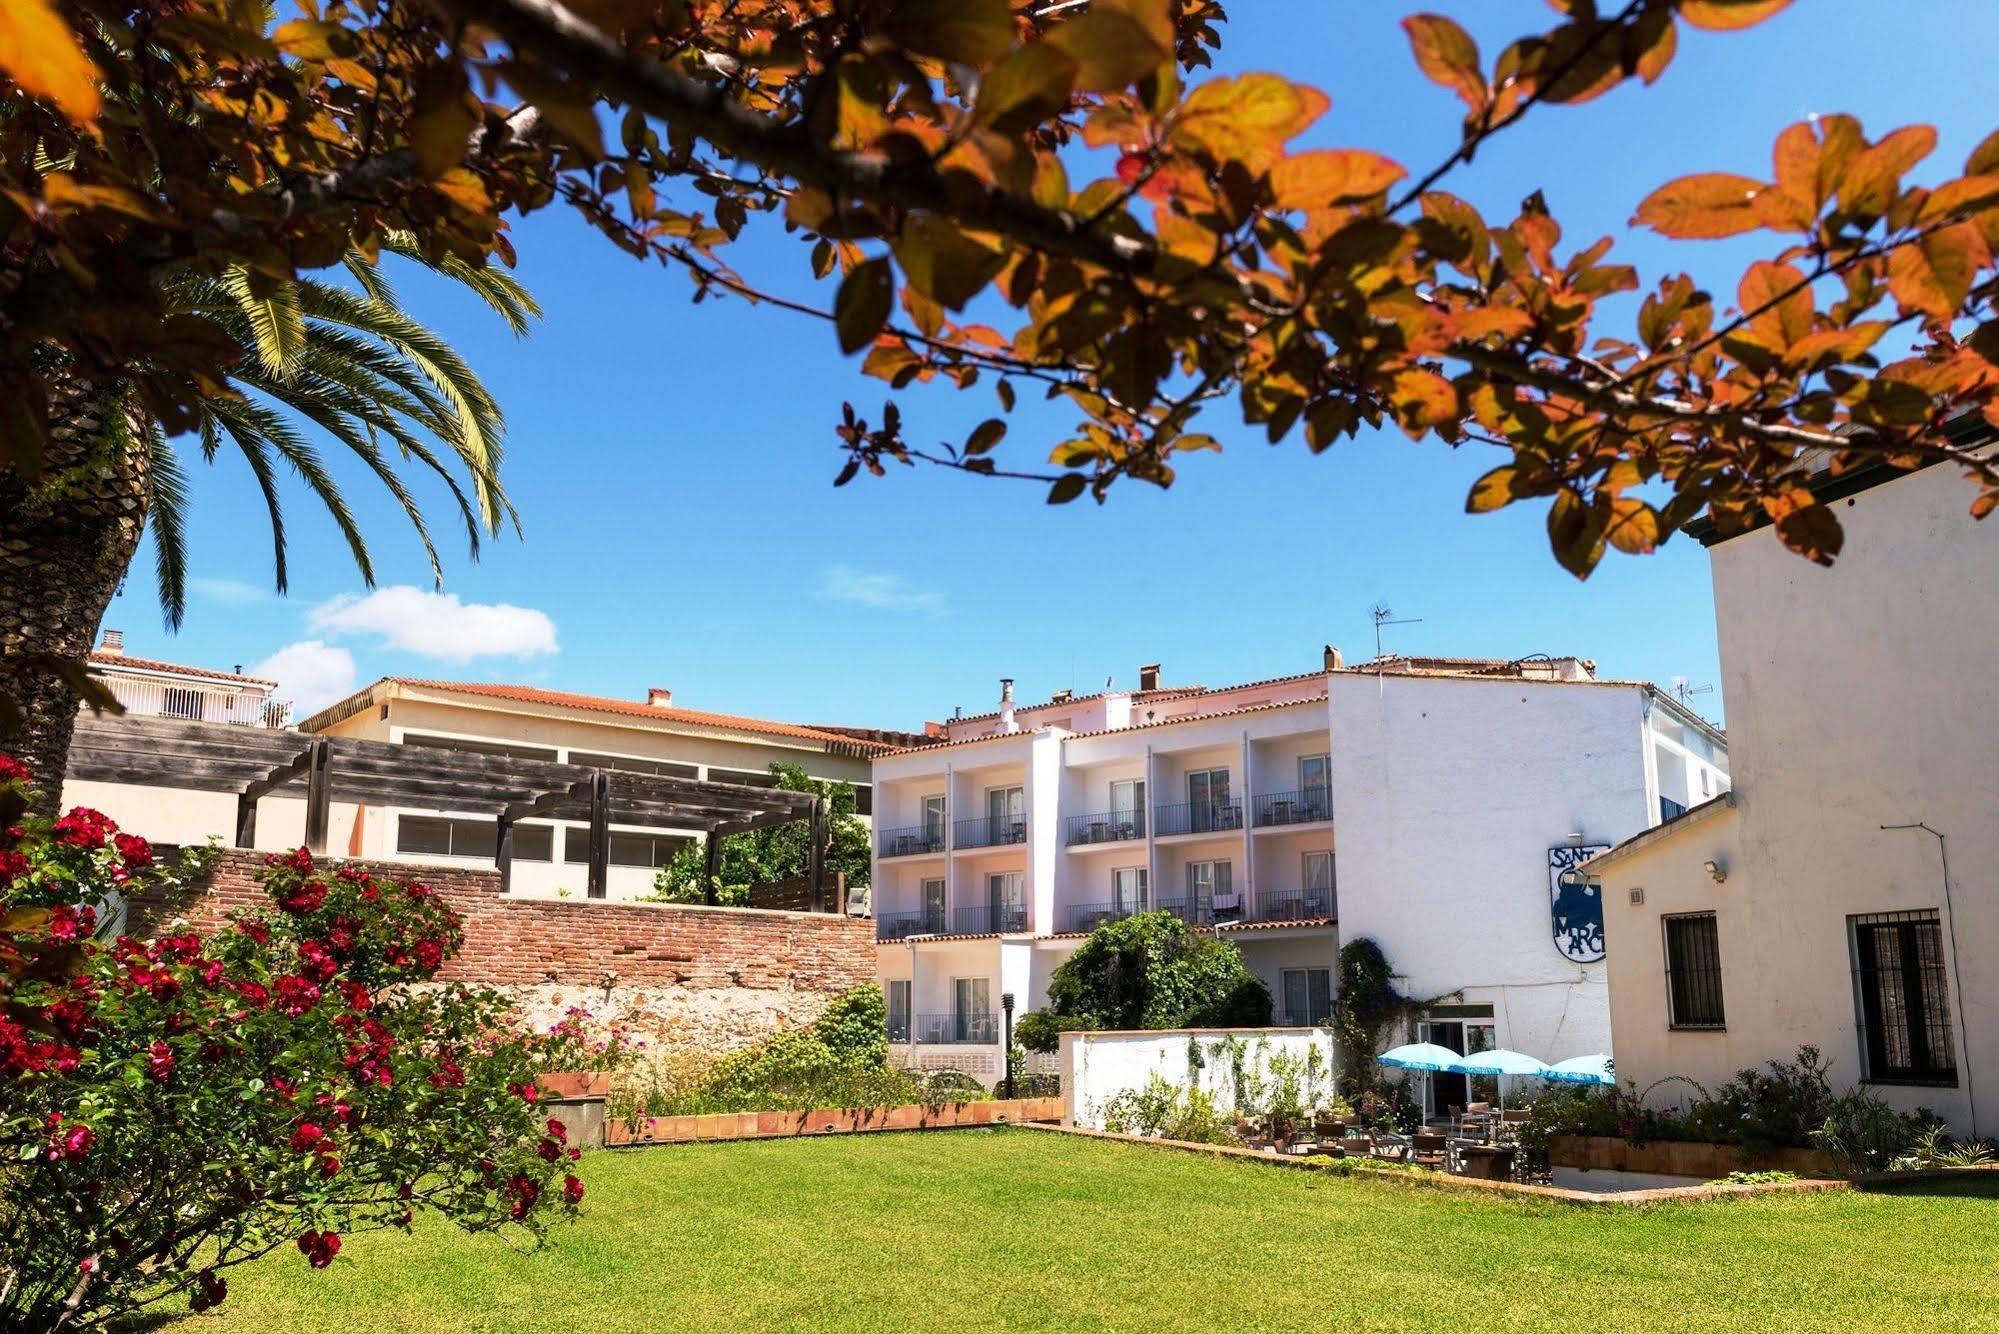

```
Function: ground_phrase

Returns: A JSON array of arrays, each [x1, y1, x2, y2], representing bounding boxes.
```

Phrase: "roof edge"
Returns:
[[1583, 790, 1739, 872]]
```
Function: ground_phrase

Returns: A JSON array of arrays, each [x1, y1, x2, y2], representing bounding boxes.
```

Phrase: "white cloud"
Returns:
[[817, 565, 944, 612], [250, 640, 357, 716], [189, 576, 270, 606], [307, 586, 559, 662]]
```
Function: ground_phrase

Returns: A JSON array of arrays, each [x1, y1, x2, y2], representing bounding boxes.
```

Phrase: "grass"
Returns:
[[182, 1128, 1999, 1332]]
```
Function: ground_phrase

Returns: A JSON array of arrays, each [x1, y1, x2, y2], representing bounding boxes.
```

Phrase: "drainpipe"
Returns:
[[1881, 821, 1978, 1138]]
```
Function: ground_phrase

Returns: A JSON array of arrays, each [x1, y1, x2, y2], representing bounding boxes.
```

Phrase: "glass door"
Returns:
[[1190, 860, 1235, 921], [1110, 778, 1145, 838], [988, 871, 1024, 932], [1302, 850, 1335, 918], [1188, 768, 1231, 831], [921, 878, 946, 933], [1112, 866, 1147, 915], [1299, 754, 1330, 819], [1281, 968, 1333, 1025], [886, 980, 910, 1041], [987, 785, 1025, 843], [921, 794, 946, 850], [954, 977, 992, 1042]]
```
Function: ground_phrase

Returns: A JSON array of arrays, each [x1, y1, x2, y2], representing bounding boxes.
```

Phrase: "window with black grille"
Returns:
[[1662, 912, 1725, 1029], [1851, 910, 1957, 1087]]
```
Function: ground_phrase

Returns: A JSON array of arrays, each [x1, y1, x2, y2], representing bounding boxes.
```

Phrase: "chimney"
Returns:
[[98, 629, 124, 656], [997, 678, 1018, 733], [646, 687, 674, 708], [1050, 688, 1073, 704], [923, 720, 948, 739], [1138, 662, 1161, 692], [1323, 644, 1343, 671]]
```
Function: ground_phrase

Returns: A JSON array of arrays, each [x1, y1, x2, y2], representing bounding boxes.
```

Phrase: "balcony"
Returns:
[[912, 1012, 999, 1044], [1253, 788, 1332, 828], [887, 1013, 911, 1042], [1068, 900, 1148, 933], [101, 677, 292, 728], [1155, 896, 1219, 927], [876, 911, 947, 942], [878, 824, 945, 858], [953, 902, 1028, 935], [1065, 810, 1145, 846], [1152, 799, 1243, 838], [954, 813, 1028, 850], [1251, 889, 1335, 924]]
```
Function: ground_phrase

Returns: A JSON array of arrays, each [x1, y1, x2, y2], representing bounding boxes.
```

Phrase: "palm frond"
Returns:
[[144, 422, 192, 630], [380, 230, 542, 337], [207, 394, 375, 589], [222, 268, 308, 379], [202, 401, 289, 593], [342, 251, 400, 309]]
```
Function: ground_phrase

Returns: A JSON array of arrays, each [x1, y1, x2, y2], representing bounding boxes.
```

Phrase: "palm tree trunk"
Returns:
[[0, 376, 148, 815]]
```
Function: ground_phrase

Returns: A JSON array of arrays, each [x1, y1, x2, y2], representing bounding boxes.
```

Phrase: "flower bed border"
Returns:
[[1546, 1133, 1840, 1179], [605, 1097, 1064, 1146]]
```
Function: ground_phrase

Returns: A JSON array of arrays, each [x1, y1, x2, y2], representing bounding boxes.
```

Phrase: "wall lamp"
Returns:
[[1703, 859, 1727, 884]]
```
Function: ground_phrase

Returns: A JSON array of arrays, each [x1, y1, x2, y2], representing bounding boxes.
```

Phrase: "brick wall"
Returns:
[[131, 850, 878, 1075]]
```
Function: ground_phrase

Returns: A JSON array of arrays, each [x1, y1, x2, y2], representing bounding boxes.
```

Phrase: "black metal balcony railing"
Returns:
[[877, 824, 945, 857], [954, 902, 1029, 935], [875, 911, 948, 942], [1253, 889, 1336, 924], [886, 1014, 911, 1042], [1152, 799, 1243, 837], [1253, 788, 1332, 827], [954, 813, 1028, 850], [1064, 810, 1146, 846], [1068, 900, 1149, 933], [912, 1012, 1000, 1044], [1155, 895, 1238, 927]]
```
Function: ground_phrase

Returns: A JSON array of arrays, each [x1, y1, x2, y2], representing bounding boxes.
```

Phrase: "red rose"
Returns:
[[537, 1139, 560, 1163], [0, 849, 27, 882], [113, 831, 153, 869], [546, 1117, 568, 1143], [298, 940, 338, 982], [289, 1123, 326, 1153], [273, 975, 320, 1016], [189, 1268, 227, 1313], [277, 881, 327, 915], [51, 807, 115, 848], [414, 939, 443, 969], [319, 1155, 341, 1179], [47, 904, 89, 944], [235, 980, 270, 1009], [562, 1175, 585, 1205], [235, 918, 270, 944], [146, 1040, 175, 1082], [505, 1175, 541, 1219], [46, 1120, 94, 1162], [0, 754, 29, 786], [337, 982, 371, 1011], [199, 959, 227, 988], [296, 1230, 341, 1268]]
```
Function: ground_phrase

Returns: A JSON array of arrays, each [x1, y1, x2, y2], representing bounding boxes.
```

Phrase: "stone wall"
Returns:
[[129, 850, 877, 1075]]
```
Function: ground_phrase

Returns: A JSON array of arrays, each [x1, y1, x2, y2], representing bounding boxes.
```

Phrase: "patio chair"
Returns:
[[1370, 1134, 1412, 1163], [1338, 1134, 1373, 1157], [1410, 1132, 1449, 1168]]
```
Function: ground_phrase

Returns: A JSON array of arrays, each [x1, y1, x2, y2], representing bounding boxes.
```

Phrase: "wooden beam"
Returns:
[[303, 738, 332, 855], [586, 769, 610, 900], [808, 796, 827, 913], [242, 743, 317, 803], [702, 827, 721, 907], [496, 810, 516, 894], [235, 791, 258, 849]]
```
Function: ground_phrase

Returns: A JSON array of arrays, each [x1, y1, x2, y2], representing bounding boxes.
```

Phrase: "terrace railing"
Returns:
[[954, 902, 1028, 935], [1152, 799, 1242, 837], [101, 677, 292, 729], [1064, 810, 1145, 846], [1068, 900, 1148, 933], [1253, 788, 1332, 827], [876, 912, 946, 942], [954, 813, 1028, 850], [912, 1012, 1000, 1044], [1252, 890, 1335, 924], [877, 824, 946, 857], [1154, 896, 1217, 927]]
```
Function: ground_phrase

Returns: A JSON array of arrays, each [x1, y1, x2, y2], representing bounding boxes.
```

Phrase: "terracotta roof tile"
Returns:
[[88, 652, 276, 687], [381, 679, 894, 751]]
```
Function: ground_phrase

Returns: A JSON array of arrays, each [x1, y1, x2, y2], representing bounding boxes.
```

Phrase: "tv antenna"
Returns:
[[1670, 675, 1715, 706], [1371, 602, 1421, 660]]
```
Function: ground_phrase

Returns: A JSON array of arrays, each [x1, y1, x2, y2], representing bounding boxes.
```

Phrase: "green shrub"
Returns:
[[1709, 1170, 1799, 1186], [1019, 912, 1271, 1049], [1098, 1073, 1234, 1145]]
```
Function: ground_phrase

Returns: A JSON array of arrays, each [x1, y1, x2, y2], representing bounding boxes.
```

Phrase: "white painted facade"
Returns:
[[1592, 456, 1998, 1136], [1060, 1027, 1338, 1130], [874, 656, 1725, 1093]]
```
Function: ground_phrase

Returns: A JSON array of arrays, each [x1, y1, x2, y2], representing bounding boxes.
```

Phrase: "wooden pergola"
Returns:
[[65, 713, 831, 906]]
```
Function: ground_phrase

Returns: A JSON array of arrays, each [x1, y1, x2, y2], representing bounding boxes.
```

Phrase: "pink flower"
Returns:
[[45, 1118, 94, 1162]]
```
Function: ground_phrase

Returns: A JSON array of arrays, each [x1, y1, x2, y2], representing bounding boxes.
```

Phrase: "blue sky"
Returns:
[[105, 2, 1999, 729]]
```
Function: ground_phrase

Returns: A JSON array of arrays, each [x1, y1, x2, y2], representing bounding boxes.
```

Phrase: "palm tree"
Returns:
[[0, 240, 537, 807]]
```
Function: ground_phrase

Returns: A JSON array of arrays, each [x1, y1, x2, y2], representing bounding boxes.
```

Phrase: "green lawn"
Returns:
[[183, 1128, 1999, 1332]]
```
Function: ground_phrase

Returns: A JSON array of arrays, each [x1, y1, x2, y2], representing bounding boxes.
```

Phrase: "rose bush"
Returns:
[[0, 759, 583, 1328]]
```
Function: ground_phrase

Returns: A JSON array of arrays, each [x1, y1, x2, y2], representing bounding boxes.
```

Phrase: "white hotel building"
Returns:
[[872, 652, 1728, 1102]]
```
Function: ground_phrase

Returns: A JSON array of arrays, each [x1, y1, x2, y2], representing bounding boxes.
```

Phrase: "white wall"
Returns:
[[1327, 672, 1658, 1063], [1061, 1027, 1337, 1129], [1603, 461, 1999, 1135]]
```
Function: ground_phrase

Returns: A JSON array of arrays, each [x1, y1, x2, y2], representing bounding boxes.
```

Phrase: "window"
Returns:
[[707, 766, 779, 787], [1662, 912, 1725, 1030], [1661, 795, 1688, 822], [953, 977, 992, 1042], [1110, 778, 1146, 834], [1302, 850, 1336, 918], [1112, 866, 1148, 914], [885, 980, 911, 1042], [401, 732, 559, 762], [397, 815, 498, 860], [566, 750, 698, 779], [1280, 967, 1333, 1025], [921, 878, 946, 933], [1699, 768, 1712, 797], [921, 795, 947, 843], [852, 783, 873, 817], [561, 827, 689, 867], [986, 786, 1024, 840], [1188, 767, 1231, 813], [505, 823, 555, 862], [1851, 911, 1957, 1087], [1299, 753, 1330, 795]]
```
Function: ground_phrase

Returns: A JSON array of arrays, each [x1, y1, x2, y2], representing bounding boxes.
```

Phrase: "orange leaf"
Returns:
[[973, 41, 1076, 134], [1044, 9, 1169, 93], [1677, 0, 1794, 31], [0, 0, 100, 124], [1604, 497, 1661, 556], [1838, 124, 1938, 219], [1737, 259, 1813, 352], [1466, 465, 1520, 514], [1786, 321, 1890, 368], [1887, 222, 1988, 322], [1173, 73, 1328, 172], [1454, 307, 1534, 342], [1388, 367, 1458, 436], [835, 257, 895, 354], [1401, 14, 1486, 112], [1916, 175, 1999, 224], [1968, 127, 1999, 177], [884, 0, 1016, 70], [1269, 149, 1406, 210], [1633, 172, 1766, 239]]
